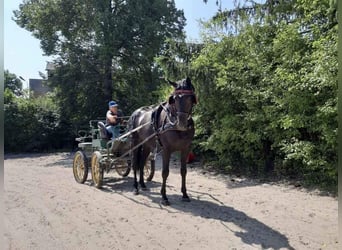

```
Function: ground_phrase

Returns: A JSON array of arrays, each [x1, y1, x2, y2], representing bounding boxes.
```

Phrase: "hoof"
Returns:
[[141, 185, 148, 191], [133, 189, 139, 195], [182, 196, 191, 202], [161, 199, 170, 206]]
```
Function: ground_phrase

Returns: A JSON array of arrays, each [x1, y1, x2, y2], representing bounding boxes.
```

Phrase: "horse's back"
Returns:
[[129, 105, 156, 147], [129, 105, 154, 128]]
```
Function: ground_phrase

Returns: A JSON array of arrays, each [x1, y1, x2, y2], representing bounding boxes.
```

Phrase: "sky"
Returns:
[[4, 0, 233, 89]]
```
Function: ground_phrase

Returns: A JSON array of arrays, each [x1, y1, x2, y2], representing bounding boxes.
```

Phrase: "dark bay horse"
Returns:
[[128, 77, 197, 205]]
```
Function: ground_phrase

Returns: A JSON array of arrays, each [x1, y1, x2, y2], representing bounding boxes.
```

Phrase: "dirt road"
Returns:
[[4, 153, 338, 250]]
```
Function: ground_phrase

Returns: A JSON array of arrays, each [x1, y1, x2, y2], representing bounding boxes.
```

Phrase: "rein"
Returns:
[[160, 103, 177, 127]]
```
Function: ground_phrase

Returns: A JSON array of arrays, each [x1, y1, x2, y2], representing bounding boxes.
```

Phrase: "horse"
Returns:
[[128, 77, 197, 205]]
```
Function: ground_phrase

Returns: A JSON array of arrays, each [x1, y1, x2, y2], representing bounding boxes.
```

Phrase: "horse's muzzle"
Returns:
[[176, 112, 190, 131]]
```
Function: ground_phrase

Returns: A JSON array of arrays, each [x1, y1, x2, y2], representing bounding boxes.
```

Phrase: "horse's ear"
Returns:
[[186, 77, 195, 91], [168, 95, 175, 104], [167, 79, 178, 88]]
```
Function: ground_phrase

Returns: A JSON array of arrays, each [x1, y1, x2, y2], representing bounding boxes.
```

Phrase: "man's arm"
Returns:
[[106, 111, 117, 125]]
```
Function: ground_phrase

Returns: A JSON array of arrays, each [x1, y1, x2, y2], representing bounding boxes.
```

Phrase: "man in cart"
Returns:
[[98, 100, 123, 140]]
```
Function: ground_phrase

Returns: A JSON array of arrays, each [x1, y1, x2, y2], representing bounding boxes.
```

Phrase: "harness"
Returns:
[[152, 89, 196, 133], [115, 85, 196, 159]]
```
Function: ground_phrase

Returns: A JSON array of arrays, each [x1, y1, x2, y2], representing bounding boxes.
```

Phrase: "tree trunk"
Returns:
[[263, 139, 275, 173], [104, 57, 113, 101]]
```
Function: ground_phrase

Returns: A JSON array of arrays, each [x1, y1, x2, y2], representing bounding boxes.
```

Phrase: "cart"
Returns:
[[72, 118, 156, 188]]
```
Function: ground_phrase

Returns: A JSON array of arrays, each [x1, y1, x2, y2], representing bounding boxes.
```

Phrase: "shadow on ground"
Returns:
[[93, 176, 294, 250]]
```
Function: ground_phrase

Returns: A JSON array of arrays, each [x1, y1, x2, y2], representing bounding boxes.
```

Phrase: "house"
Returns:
[[46, 61, 56, 78], [29, 78, 50, 98]]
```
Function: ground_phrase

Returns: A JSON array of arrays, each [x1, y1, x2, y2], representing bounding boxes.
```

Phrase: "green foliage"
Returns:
[[4, 92, 72, 152], [14, 0, 186, 124], [7, 0, 337, 192], [156, 38, 203, 79], [4, 70, 23, 96], [4, 70, 72, 152], [189, 0, 337, 190]]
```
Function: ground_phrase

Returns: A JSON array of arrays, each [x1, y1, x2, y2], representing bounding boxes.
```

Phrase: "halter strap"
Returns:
[[173, 89, 194, 95]]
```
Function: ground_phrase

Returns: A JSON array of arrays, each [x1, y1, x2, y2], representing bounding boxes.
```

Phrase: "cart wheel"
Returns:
[[115, 159, 131, 177], [144, 159, 155, 181], [91, 151, 103, 188], [73, 151, 89, 184]]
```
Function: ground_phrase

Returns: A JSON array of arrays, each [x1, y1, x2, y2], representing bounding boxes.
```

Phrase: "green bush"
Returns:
[[4, 92, 73, 152], [190, 1, 337, 191]]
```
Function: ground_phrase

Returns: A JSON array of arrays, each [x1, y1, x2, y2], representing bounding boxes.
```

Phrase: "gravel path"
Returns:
[[4, 153, 338, 250]]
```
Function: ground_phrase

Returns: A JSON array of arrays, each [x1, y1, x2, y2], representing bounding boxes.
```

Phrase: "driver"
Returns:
[[98, 100, 122, 140]]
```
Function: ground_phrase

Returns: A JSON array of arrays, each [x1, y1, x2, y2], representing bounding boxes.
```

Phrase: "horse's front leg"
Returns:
[[180, 150, 190, 202], [160, 150, 171, 205]]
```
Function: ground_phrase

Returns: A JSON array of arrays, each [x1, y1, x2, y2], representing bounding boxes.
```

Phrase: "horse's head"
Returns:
[[167, 77, 197, 131]]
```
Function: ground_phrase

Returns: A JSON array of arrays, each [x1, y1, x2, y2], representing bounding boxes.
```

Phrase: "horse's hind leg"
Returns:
[[132, 146, 140, 195], [160, 150, 171, 205], [180, 150, 190, 202], [138, 146, 150, 190]]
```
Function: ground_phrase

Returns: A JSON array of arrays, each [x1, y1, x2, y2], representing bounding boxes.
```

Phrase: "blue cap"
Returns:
[[108, 101, 118, 107]]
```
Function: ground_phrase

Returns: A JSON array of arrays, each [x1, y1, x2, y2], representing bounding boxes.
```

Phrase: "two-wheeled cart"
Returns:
[[72, 118, 156, 188]]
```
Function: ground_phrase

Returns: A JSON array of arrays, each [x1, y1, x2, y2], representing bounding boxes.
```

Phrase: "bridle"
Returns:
[[174, 89, 195, 95], [170, 89, 197, 120]]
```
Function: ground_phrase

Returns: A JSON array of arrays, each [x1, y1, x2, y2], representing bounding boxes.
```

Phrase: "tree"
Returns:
[[156, 38, 204, 80], [190, 0, 337, 189], [4, 70, 23, 97], [4, 70, 72, 152], [14, 0, 185, 99], [14, 0, 186, 130]]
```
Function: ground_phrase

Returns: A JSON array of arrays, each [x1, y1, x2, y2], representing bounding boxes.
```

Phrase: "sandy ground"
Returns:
[[4, 152, 338, 250]]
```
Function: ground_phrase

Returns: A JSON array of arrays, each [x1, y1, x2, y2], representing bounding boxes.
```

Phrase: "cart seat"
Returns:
[[98, 121, 110, 139]]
